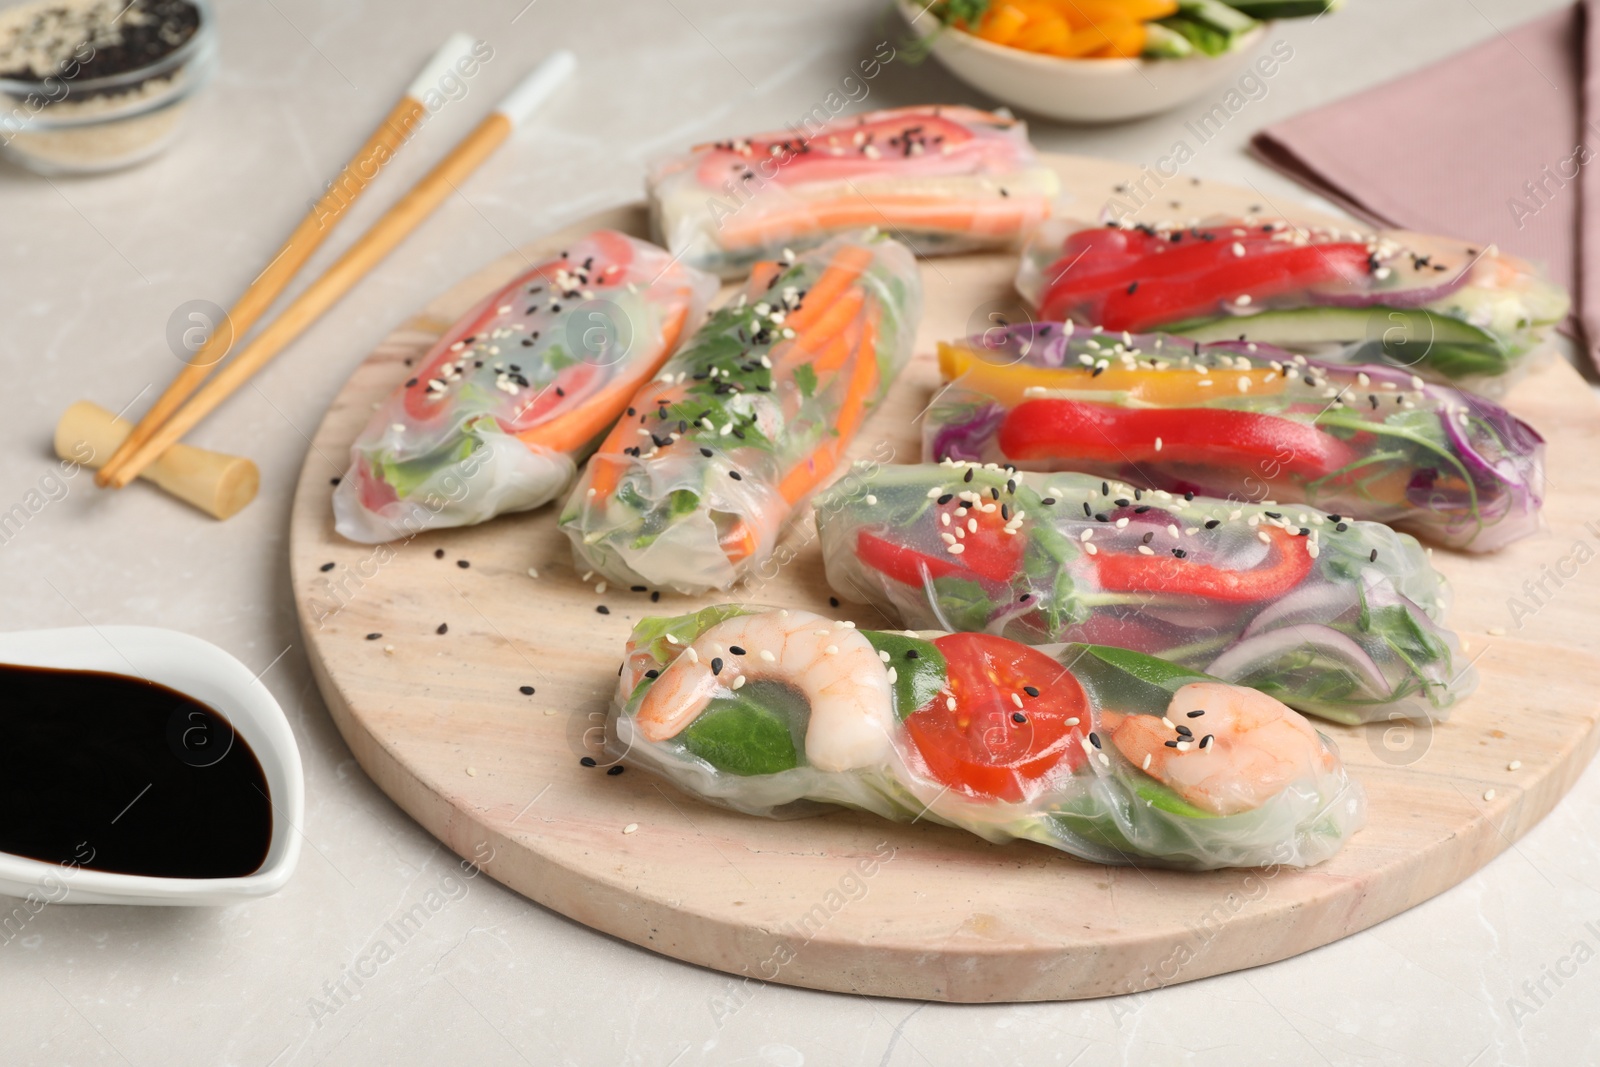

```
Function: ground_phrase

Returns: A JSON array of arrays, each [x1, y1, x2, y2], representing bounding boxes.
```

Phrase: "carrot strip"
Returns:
[[747, 259, 783, 293], [516, 305, 689, 454], [778, 245, 875, 331], [772, 288, 864, 369]]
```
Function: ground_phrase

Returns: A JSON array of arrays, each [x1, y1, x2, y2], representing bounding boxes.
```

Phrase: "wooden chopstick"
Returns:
[[101, 51, 577, 491], [95, 33, 481, 489]]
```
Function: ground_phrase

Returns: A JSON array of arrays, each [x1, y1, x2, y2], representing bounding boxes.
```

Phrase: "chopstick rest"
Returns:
[[56, 401, 258, 520]]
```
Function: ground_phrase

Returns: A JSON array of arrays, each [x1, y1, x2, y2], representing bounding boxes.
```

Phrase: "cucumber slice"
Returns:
[[1175, 0, 1259, 35], [1167, 306, 1510, 380], [1225, 0, 1342, 17], [1142, 22, 1195, 58]]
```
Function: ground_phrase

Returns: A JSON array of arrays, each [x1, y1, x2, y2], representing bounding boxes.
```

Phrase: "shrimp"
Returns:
[[634, 609, 896, 773], [1107, 682, 1336, 816]]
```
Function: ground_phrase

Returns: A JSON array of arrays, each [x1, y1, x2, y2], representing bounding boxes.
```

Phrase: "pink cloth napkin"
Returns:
[[1251, 4, 1596, 366]]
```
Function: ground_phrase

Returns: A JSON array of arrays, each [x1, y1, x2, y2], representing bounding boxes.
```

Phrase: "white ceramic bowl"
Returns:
[[0, 627, 303, 906], [899, 1, 1269, 123]]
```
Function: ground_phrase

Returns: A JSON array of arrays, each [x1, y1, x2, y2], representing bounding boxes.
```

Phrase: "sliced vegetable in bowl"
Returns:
[[813, 460, 1473, 726]]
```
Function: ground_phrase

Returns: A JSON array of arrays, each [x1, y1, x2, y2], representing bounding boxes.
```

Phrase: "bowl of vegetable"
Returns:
[[901, 1, 1335, 123]]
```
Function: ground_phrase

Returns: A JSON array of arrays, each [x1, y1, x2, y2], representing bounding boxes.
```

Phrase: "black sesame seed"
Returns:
[[596, 605, 610, 614], [711, 657, 724, 675], [1088, 732, 1101, 749], [829, 597, 840, 607], [1336, 522, 1349, 533], [366, 633, 382, 640], [651, 591, 661, 602], [937, 493, 954, 505], [1012, 712, 1027, 724], [1041, 497, 1056, 505], [644, 669, 659, 679], [729, 645, 747, 656], [905, 649, 920, 659], [990, 487, 1000, 500], [580, 757, 597, 767], [1173, 548, 1187, 558], [700, 447, 713, 458], [1370, 549, 1379, 563], [1023, 685, 1039, 697], [1184, 492, 1194, 501], [436, 623, 449, 634], [963, 468, 975, 483], [1204, 519, 1220, 529], [1095, 513, 1109, 523], [1141, 532, 1154, 545], [320, 562, 335, 572], [1101, 481, 1110, 496], [1134, 505, 1151, 514], [607, 765, 625, 776], [631, 585, 646, 592], [434, 548, 446, 559], [1265, 511, 1282, 519], [1201, 735, 1214, 748], [457, 559, 470, 568], [1114, 498, 1130, 507], [1187, 709, 1205, 718], [729, 471, 742, 480], [1083, 502, 1093, 517], [1164, 740, 1179, 748], [330, 477, 341, 486], [1175, 725, 1193, 737]]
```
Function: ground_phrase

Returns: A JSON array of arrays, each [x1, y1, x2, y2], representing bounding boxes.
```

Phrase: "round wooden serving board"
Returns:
[[290, 156, 1600, 1002]]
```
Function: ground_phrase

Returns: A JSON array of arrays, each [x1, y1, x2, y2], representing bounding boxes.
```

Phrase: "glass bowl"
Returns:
[[0, 0, 217, 175]]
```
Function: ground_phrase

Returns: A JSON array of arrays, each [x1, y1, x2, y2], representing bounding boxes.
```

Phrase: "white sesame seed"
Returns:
[[1085, 543, 1098, 555], [686, 647, 698, 664], [466, 766, 478, 777], [623, 823, 639, 834], [759, 650, 776, 663], [1483, 789, 1496, 801], [879, 650, 891, 662], [948, 543, 966, 555], [1154, 437, 1163, 451], [887, 667, 898, 685], [1487, 626, 1506, 636], [527, 567, 539, 579], [1137, 545, 1154, 555], [968, 518, 978, 533], [1508, 760, 1522, 771], [1011, 693, 1024, 709], [825, 645, 839, 655], [732, 675, 746, 690], [947, 697, 957, 711], [1235, 294, 1252, 306], [1232, 242, 1246, 257], [1258, 531, 1272, 544], [865, 495, 877, 505], [1142, 754, 1152, 770], [665, 634, 679, 645], [927, 487, 943, 499], [940, 513, 951, 527], [1080, 529, 1094, 541]]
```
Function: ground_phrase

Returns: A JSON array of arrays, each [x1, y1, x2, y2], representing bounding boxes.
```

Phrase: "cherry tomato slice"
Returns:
[[903, 633, 1089, 803]]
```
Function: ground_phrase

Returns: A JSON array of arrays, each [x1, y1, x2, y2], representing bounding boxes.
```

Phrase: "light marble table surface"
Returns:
[[1, 0, 1591, 1063]]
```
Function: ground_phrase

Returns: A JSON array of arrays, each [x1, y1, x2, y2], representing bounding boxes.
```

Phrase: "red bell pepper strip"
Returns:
[[996, 399, 1358, 481], [1039, 231, 1372, 330], [1094, 524, 1314, 603]]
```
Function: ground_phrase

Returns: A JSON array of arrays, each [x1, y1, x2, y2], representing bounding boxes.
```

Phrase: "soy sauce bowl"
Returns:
[[0, 626, 303, 906]]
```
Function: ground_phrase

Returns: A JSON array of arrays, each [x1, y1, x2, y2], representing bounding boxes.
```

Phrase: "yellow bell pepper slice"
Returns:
[[938, 341, 1288, 406]]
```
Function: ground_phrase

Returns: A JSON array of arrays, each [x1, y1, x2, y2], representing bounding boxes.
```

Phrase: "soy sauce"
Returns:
[[0, 663, 273, 879]]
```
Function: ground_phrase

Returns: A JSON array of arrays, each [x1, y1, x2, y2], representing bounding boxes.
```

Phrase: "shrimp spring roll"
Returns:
[[650, 105, 1059, 278], [559, 231, 921, 594], [1016, 217, 1569, 391], [814, 461, 1472, 726], [333, 231, 717, 543], [611, 605, 1365, 870], [926, 327, 1544, 553]]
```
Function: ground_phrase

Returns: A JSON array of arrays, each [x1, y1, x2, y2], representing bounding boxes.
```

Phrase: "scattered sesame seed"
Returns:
[[1508, 760, 1522, 771], [580, 757, 597, 767], [435, 548, 446, 559], [596, 606, 610, 614], [519, 685, 535, 695], [622, 823, 639, 834], [1483, 789, 1496, 801], [436, 623, 449, 635], [366, 633, 382, 641]]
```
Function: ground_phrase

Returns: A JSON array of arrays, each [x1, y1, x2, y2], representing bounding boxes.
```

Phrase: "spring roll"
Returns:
[[814, 462, 1472, 726], [925, 326, 1544, 553], [333, 231, 716, 543], [611, 605, 1365, 871], [1016, 216, 1569, 391], [650, 104, 1059, 278], [559, 230, 921, 594]]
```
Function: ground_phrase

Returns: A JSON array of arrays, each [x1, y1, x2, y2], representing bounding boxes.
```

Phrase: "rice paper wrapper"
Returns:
[[333, 230, 717, 543], [609, 605, 1365, 871], [814, 461, 1472, 726], [1016, 216, 1569, 394], [559, 230, 921, 594], [649, 104, 1058, 278], [924, 326, 1544, 553]]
